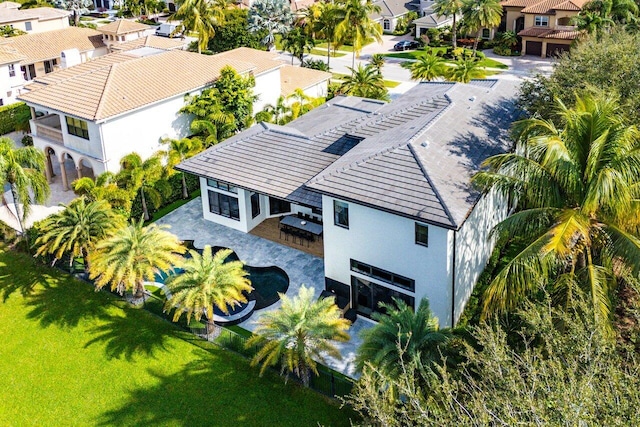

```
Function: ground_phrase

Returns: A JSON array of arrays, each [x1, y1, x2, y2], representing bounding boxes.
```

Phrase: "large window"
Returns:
[[208, 190, 240, 220], [269, 197, 291, 215], [206, 179, 237, 193], [415, 223, 428, 247], [8, 64, 15, 77], [250, 192, 260, 218], [65, 116, 89, 140], [24, 22, 32, 31], [534, 15, 549, 26], [334, 200, 349, 228], [350, 259, 415, 292], [352, 276, 415, 318], [44, 59, 57, 74]]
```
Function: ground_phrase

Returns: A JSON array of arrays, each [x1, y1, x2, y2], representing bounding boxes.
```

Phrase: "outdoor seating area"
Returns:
[[279, 213, 323, 248], [249, 216, 324, 258]]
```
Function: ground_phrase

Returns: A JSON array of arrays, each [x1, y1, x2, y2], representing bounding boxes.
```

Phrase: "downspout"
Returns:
[[451, 230, 457, 328]]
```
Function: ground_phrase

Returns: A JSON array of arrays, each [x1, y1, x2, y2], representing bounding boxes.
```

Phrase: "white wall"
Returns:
[[253, 68, 282, 113], [302, 81, 329, 99], [453, 189, 508, 324], [199, 178, 252, 232], [0, 62, 25, 105], [11, 16, 69, 33], [322, 195, 455, 326]]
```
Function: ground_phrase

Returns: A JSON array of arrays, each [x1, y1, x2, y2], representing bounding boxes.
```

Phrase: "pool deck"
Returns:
[[156, 198, 370, 377]]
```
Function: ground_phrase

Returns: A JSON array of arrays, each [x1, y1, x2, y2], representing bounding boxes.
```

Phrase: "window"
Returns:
[[208, 190, 240, 220], [44, 59, 56, 74], [534, 16, 549, 26], [24, 22, 32, 31], [8, 64, 15, 77], [383, 19, 390, 30], [206, 179, 237, 193], [352, 276, 415, 318], [415, 223, 428, 247], [269, 197, 291, 215], [334, 200, 349, 228], [250, 192, 260, 218], [481, 28, 490, 39], [350, 259, 415, 292], [65, 116, 89, 139]]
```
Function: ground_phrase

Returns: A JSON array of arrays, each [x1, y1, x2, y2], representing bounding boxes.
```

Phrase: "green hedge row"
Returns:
[[130, 172, 199, 220], [0, 102, 30, 135]]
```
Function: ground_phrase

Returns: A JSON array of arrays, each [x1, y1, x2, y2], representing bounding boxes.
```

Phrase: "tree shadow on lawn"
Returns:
[[97, 352, 352, 427], [0, 250, 55, 302]]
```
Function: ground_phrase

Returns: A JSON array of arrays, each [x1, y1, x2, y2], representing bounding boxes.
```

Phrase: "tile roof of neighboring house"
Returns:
[[290, 0, 315, 12], [413, 12, 452, 27], [109, 35, 188, 52], [17, 47, 281, 122], [518, 26, 580, 39], [97, 19, 150, 35], [280, 65, 331, 97], [0, 27, 105, 65], [213, 47, 283, 76], [521, 0, 587, 13], [0, 45, 25, 65], [371, 0, 417, 19], [0, 6, 70, 24], [500, 0, 543, 8], [179, 80, 518, 229], [0, 1, 21, 9]]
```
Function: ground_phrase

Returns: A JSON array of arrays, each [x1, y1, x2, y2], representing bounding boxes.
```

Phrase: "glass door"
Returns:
[[352, 276, 373, 317]]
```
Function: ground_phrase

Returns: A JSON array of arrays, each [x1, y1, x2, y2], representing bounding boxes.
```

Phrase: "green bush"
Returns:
[[21, 134, 33, 146], [0, 102, 30, 136], [129, 172, 199, 220]]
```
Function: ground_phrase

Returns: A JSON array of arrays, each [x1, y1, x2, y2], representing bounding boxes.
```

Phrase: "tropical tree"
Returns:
[[117, 152, 171, 221], [433, 0, 464, 48], [248, 0, 294, 52], [310, 1, 342, 68], [408, 53, 448, 81], [162, 137, 203, 199], [335, 0, 383, 69], [247, 286, 351, 387], [281, 26, 315, 65], [287, 89, 323, 120], [189, 114, 236, 146], [172, 0, 226, 54], [356, 298, 450, 376], [446, 57, 487, 82], [339, 64, 389, 100], [35, 197, 124, 271], [55, 0, 91, 26], [461, 0, 503, 53], [72, 172, 134, 214], [573, 11, 614, 38], [89, 219, 185, 298], [574, 0, 638, 36], [260, 95, 293, 124], [0, 137, 49, 236], [164, 246, 252, 332], [472, 93, 640, 334], [370, 53, 385, 74]]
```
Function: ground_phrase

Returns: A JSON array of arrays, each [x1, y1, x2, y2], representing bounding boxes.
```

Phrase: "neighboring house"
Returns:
[[414, 1, 454, 36], [176, 80, 518, 327], [97, 19, 151, 50], [17, 47, 331, 190], [371, 0, 419, 33], [280, 65, 331, 99], [0, 4, 70, 34], [0, 45, 25, 106], [108, 34, 189, 53], [500, 0, 586, 57]]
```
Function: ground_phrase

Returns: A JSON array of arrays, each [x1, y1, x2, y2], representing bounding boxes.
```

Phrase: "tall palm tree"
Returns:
[[409, 53, 448, 81], [262, 96, 293, 124], [461, 0, 502, 53], [446, 57, 487, 82], [248, 0, 294, 51], [72, 172, 134, 214], [335, 0, 382, 69], [89, 219, 185, 298], [355, 298, 450, 376], [369, 53, 385, 74], [190, 112, 236, 147], [312, 1, 342, 68], [287, 88, 321, 121], [0, 137, 49, 236], [246, 286, 351, 387], [472, 93, 640, 334], [433, 0, 464, 49], [339, 63, 389, 100], [172, 0, 226, 54], [164, 246, 252, 332], [117, 153, 171, 221], [281, 26, 315, 65], [162, 137, 203, 199], [35, 197, 124, 272]]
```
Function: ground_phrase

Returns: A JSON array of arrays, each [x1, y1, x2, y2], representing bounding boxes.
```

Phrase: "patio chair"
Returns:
[[297, 212, 304, 219]]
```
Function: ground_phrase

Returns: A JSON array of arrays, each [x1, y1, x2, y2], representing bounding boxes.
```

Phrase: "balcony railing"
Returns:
[[33, 122, 63, 144], [555, 25, 577, 31]]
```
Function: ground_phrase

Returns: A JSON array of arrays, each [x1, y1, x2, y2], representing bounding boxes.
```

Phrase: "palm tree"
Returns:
[[89, 219, 185, 298], [355, 298, 450, 376], [573, 11, 614, 38], [246, 286, 351, 387], [117, 153, 171, 221], [172, 0, 226, 54], [248, 0, 294, 52], [281, 26, 315, 65], [164, 246, 252, 333], [190, 112, 236, 147], [472, 93, 640, 334], [409, 53, 448, 81], [339, 63, 389, 100], [433, 0, 464, 48], [335, 0, 383, 69], [35, 197, 124, 272], [312, 1, 342, 68], [499, 30, 518, 48], [72, 172, 134, 214], [446, 57, 487, 82], [287, 88, 321, 120], [461, 0, 503, 53], [369, 53, 385, 74], [262, 96, 293, 124], [0, 137, 49, 236], [162, 137, 203, 199]]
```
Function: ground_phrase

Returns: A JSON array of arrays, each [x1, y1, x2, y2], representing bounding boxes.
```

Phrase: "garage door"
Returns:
[[526, 41, 542, 56], [547, 43, 571, 57]]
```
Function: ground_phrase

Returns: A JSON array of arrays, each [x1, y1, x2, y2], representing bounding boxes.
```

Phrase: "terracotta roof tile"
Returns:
[[280, 65, 331, 97], [213, 47, 283, 76], [0, 45, 25, 65], [0, 6, 69, 24], [109, 35, 188, 52], [518, 26, 581, 39], [97, 19, 150, 35], [501, 0, 543, 7], [521, 0, 587, 13]]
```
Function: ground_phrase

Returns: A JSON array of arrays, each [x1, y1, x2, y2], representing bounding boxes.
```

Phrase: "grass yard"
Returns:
[[309, 48, 346, 57], [384, 49, 509, 69], [331, 73, 400, 88], [0, 247, 353, 426]]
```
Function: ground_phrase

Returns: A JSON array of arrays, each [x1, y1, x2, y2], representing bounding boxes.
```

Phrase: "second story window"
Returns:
[[65, 116, 89, 140], [534, 16, 549, 26], [415, 223, 429, 247], [8, 64, 15, 77], [25, 22, 32, 31], [334, 200, 349, 229]]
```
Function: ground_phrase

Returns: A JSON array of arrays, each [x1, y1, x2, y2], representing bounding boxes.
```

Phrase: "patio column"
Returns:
[[60, 155, 69, 191], [541, 41, 547, 58], [76, 165, 82, 179], [44, 154, 52, 183]]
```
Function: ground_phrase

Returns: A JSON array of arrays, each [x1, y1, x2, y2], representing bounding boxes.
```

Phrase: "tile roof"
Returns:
[[212, 47, 283, 76], [500, 0, 543, 8], [0, 27, 105, 64], [0, 45, 25, 65], [518, 26, 581, 39], [0, 2, 21, 9], [109, 35, 189, 52], [414, 12, 452, 27], [371, 0, 417, 19], [280, 65, 331, 96], [97, 19, 150, 35], [0, 6, 69, 24], [521, 0, 587, 13]]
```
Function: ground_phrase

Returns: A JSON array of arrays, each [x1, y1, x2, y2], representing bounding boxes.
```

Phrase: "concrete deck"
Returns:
[[156, 198, 369, 377]]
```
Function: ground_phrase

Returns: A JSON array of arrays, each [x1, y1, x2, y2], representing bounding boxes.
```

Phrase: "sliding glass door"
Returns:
[[351, 276, 415, 318]]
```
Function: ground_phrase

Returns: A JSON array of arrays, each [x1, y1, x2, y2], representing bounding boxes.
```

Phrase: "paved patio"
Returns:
[[156, 198, 370, 377]]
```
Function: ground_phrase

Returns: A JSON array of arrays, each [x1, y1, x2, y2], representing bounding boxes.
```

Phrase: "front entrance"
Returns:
[[351, 276, 415, 319]]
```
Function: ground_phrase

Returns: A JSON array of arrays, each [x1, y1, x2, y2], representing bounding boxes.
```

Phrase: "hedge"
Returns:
[[0, 102, 31, 136], [129, 172, 199, 220]]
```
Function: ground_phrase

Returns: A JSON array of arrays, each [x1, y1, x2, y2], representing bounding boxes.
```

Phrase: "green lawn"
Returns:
[[310, 48, 346, 57], [384, 49, 509, 69], [0, 247, 353, 426], [331, 73, 400, 88]]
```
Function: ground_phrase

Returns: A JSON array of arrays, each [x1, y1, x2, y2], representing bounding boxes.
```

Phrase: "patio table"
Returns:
[[280, 215, 323, 236]]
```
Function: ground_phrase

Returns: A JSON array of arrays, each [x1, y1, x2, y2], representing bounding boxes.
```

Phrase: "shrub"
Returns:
[[129, 172, 199, 220], [21, 134, 33, 146], [302, 58, 329, 71], [0, 102, 31, 136]]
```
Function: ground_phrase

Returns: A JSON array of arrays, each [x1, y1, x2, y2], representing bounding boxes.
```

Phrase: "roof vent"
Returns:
[[421, 140, 429, 148], [469, 95, 476, 102]]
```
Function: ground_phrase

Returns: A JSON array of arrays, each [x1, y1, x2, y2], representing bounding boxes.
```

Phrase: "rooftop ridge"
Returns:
[[407, 94, 453, 144], [93, 63, 117, 120]]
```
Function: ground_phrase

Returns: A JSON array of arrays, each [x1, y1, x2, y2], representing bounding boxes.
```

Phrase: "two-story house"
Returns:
[[0, 46, 25, 106], [0, 2, 70, 34], [176, 80, 518, 327], [17, 47, 331, 191]]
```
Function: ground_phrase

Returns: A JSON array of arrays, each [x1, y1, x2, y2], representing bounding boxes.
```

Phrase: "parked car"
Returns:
[[155, 23, 181, 38], [393, 40, 420, 51]]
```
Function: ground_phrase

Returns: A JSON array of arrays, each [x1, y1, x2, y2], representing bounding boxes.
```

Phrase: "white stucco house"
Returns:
[[0, 2, 70, 34], [176, 80, 518, 327], [0, 46, 26, 106], [17, 46, 331, 190], [371, 0, 419, 33]]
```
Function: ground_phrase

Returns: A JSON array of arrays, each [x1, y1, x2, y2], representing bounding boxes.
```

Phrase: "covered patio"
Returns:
[[249, 216, 324, 258]]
